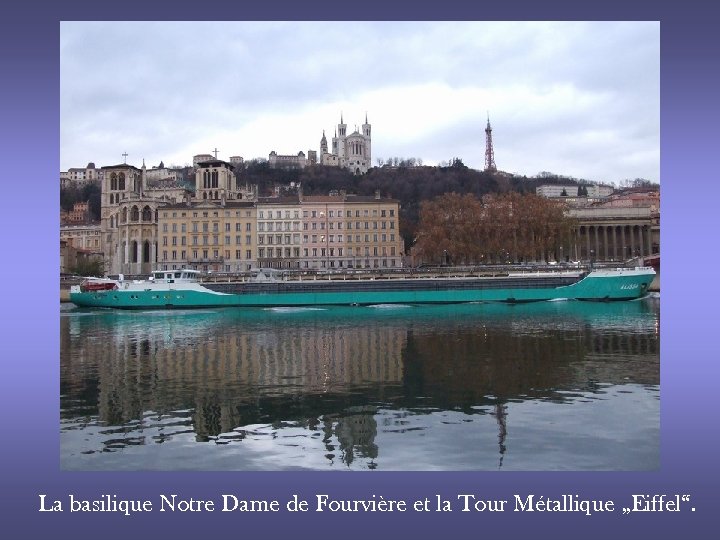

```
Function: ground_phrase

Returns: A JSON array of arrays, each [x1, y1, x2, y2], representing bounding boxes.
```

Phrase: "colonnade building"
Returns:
[[537, 187, 660, 263], [568, 206, 659, 261]]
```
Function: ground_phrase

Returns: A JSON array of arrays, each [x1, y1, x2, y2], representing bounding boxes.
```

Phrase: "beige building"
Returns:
[[157, 200, 257, 273], [302, 193, 403, 270], [342, 194, 402, 269], [60, 223, 102, 251]]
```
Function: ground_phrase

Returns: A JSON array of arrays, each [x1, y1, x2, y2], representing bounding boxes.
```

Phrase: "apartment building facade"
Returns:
[[156, 201, 256, 273], [301, 193, 403, 270], [256, 196, 303, 269]]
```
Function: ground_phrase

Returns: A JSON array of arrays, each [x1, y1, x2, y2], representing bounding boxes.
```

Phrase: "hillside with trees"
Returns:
[[60, 181, 101, 221]]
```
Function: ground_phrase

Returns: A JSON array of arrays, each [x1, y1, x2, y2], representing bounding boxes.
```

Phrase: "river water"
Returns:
[[60, 295, 659, 470]]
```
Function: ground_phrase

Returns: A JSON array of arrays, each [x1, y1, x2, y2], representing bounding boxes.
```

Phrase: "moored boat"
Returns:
[[69, 266, 656, 310]]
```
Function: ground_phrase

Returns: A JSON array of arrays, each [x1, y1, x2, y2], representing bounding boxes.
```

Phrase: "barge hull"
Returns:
[[69, 269, 655, 309]]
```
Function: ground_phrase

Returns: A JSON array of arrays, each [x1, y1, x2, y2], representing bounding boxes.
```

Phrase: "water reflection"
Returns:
[[60, 297, 659, 470]]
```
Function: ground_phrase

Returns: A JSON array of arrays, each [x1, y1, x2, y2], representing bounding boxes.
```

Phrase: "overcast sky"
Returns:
[[60, 21, 659, 184]]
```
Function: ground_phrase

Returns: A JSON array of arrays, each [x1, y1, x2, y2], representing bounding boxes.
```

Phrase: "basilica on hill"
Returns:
[[320, 113, 372, 175]]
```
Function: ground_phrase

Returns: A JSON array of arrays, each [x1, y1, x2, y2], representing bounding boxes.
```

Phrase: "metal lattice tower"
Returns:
[[484, 113, 497, 172]]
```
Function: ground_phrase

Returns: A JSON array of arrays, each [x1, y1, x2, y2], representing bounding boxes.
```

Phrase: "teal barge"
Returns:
[[69, 267, 656, 310]]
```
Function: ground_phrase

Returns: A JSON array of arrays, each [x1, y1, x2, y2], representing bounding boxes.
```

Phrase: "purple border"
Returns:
[[1, 1, 717, 538]]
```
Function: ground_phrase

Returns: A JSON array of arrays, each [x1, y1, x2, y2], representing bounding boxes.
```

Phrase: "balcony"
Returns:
[[186, 257, 224, 264]]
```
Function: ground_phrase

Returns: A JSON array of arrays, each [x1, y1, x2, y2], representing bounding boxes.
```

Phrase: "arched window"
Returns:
[[110, 173, 118, 191], [119, 173, 126, 190], [121, 207, 128, 223], [143, 241, 150, 263], [130, 205, 139, 221], [131, 241, 138, 263], [110, 215, 114, 228], [142, 205, 152, 222]]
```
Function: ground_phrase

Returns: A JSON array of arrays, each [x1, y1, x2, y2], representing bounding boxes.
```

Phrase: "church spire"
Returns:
[[320, 129, 328, 155]]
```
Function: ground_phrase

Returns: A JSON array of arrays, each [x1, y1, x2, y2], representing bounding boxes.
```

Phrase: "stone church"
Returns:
[[320, 113, 371, 174]]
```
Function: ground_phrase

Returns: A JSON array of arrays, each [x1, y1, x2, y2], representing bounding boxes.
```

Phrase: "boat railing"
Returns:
[[190, 263, 638, 284]]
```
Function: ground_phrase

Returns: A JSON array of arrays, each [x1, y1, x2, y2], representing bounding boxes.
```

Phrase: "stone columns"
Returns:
[[603, 226, 609, 260]]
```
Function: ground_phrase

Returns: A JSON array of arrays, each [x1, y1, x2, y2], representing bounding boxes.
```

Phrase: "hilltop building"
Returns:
[[268, 150, 307, 170], [320, 113, 372, 174], [60, 162, 101, 189]]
